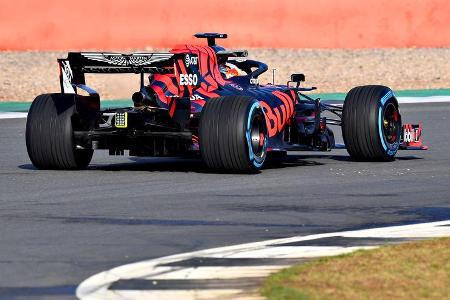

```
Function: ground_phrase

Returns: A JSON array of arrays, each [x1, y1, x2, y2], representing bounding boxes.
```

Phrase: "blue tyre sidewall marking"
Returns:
[[246, 101, 267, 168], [378, 90, 400, 156]]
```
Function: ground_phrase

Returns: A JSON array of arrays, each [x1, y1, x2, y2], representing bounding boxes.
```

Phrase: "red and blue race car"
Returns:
[[26, 33, 426, 172]]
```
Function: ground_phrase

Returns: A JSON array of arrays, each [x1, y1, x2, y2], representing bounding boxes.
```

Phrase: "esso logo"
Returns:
[[180, 74, 198, 86], [184, 54, 198, 67]]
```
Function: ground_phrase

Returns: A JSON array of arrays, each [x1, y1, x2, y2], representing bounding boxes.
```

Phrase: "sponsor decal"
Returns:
[[82, 53, 172, 66], [61, 61, 73, 82], [229, 83, 243, 91], [180, 73, 198, 86], [250, 78, 259, 85], [259, 91, 295, 137], [184, 54, 198, 67], [61, 61, 75, 94], [190, 94, 204, 100], [403, 129, 417, 143], [403, 124, 422, 146]]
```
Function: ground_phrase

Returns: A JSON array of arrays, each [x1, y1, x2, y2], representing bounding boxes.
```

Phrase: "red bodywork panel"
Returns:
[[400, 124, 428, 150], [148, 44, 298, 141]]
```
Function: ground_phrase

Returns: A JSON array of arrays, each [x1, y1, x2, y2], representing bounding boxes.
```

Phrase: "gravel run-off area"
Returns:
[[0, 48, 449, 102]]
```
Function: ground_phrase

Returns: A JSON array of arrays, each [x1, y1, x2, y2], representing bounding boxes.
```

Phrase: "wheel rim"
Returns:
[[249, 113, 267, 157], [382, 103, 401, 144], [383, 103, 400, 144]]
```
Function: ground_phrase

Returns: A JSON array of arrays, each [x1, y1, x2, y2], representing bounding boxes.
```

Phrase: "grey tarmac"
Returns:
[[0, 103, 449, 299]]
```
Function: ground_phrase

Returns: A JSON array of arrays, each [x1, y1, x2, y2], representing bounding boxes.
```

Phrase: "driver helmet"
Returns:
[[213, 46, 245, 79], [219, 60, 245, 79]]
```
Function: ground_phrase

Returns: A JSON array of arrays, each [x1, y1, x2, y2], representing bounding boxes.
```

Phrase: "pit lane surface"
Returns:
[[0, 103, 449, 299]]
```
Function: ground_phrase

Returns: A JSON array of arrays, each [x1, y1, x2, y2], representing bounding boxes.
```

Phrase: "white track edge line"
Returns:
[[1, 96, 450, 120], [76, 220, 450, 299], [0, 112, 28, 119]]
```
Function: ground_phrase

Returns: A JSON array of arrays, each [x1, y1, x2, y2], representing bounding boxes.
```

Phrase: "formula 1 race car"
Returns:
[[25, 33, 426, 173]]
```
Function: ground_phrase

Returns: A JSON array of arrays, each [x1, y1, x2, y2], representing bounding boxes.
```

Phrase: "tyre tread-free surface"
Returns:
[[26, 93, 93, 169], [342, 85, 399, 161], [199, 96, 260, 172]]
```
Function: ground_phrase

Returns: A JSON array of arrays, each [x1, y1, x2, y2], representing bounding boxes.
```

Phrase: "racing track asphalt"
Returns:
[[0, 103, 449, 299]]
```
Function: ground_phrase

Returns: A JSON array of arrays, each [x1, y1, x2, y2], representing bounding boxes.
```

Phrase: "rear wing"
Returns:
[[57, 52, 174, 94]]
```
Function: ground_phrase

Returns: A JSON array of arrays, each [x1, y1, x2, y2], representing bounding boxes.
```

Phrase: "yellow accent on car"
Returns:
[[115, 112, 128, 128]]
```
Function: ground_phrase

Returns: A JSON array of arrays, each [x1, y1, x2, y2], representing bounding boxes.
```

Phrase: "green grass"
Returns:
[[261, 237, 450, 300]]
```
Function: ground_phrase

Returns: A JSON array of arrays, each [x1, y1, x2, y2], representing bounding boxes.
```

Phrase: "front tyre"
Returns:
[[342, 85, 402, 161], [199, 96, 268, 173]]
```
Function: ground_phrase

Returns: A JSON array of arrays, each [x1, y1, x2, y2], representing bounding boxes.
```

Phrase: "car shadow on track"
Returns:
[[18, 155, 322, 173], [17, 154, 422, 173], [296, 154, 423, 162], [90, 155, 325, 173]]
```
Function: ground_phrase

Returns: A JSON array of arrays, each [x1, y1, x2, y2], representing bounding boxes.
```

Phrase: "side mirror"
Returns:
[[290, 73, 305, 82]]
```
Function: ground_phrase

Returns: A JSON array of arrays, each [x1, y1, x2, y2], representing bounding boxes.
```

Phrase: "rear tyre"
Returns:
[[199, 96, 268, 173], [342, 85, 401, 161], [26, 93, 93, 169]]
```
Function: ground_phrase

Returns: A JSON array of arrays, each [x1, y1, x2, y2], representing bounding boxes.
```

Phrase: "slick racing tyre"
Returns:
[[199, 96, 268, 173], [26, 93, 93, 169], [342, 85, 402, 161]]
